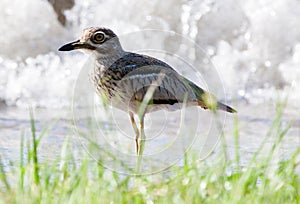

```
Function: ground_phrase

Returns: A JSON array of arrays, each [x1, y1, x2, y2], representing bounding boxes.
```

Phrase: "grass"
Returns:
[[0, 103, 299, 204]]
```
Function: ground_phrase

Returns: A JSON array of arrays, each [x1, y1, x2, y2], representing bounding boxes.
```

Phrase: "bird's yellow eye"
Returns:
[[92, 32, 105, 43]]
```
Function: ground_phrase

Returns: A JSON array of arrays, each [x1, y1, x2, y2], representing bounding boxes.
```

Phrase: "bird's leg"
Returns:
[[129, 112, 140, 154], [138, 115, 146, 156], [135, 115, 145, 172]]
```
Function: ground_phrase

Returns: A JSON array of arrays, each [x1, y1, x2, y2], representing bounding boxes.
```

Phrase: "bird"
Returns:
[[59, 27, 236, 156]]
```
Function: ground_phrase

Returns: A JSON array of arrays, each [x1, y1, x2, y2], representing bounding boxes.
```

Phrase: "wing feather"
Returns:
[[104, 52, 207, 106]]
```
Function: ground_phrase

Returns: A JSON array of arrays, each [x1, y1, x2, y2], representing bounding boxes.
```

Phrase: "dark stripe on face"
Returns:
[[95, 28, 117, 38]]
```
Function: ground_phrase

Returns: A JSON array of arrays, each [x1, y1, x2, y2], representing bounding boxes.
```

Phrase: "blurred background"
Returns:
[[0, 0, 299, 108], [0, 0, 299, 165]]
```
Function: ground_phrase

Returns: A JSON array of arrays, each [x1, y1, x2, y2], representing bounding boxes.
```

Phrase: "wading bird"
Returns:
[[59, 27, 236, 156]]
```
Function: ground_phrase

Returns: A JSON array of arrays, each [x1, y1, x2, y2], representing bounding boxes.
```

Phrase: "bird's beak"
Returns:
[[58, 40, 96, 51]]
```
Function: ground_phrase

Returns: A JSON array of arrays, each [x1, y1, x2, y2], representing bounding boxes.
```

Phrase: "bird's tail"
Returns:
[[197, 100, 236, 113], [216, 101, 236, 113], [186, 80, 236, 113]]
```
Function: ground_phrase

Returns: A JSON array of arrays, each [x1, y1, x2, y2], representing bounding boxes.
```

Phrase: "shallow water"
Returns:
[[0, 100, 299, 174]]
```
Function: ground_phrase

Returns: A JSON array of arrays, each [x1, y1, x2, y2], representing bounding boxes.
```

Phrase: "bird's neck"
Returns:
[[95, 47, 126, 65], [92, 50, 126, 76]]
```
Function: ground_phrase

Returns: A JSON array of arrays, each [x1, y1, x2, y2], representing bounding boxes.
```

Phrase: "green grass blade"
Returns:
[[29, 108, 40, 185]]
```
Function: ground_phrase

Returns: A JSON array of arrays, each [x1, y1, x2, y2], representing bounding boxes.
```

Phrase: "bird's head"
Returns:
[[59, 27, 124, 57]]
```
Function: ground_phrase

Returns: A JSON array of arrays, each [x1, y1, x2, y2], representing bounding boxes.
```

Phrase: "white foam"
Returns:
[[0, 0, 299, 108]]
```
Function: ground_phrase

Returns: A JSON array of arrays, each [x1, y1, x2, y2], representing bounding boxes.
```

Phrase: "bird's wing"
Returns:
[[105, 52, 205, 105], [107, 52, 175, 73], [104, 52, 236, 112]]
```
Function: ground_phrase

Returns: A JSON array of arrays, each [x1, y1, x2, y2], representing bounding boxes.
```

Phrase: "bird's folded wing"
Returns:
[[105, 52, 207, 105]]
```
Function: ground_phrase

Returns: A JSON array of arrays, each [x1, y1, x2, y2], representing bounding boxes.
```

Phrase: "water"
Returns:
[[0, 0, 300, 174]]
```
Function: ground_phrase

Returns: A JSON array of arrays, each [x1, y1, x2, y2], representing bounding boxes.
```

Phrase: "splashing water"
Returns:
[[0, 0, 299, 109]]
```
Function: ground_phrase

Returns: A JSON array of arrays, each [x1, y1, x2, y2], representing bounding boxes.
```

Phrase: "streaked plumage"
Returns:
[[59, 27, 236, 155]]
